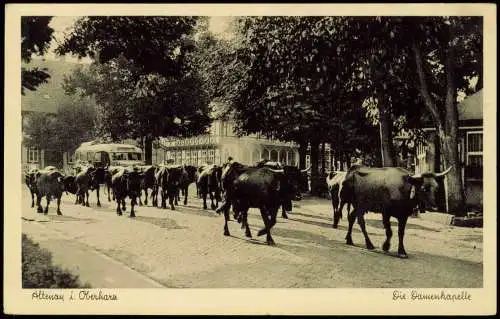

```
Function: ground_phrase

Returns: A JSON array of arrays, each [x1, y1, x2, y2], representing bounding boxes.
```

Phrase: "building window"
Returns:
[[466, 131, 483, 180], [28, 147, 39, 163]]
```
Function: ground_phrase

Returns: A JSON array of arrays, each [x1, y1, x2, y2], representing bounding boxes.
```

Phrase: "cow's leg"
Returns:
[[152, 187, 158, 207], [144, 189, 148, 206], [382, 213, 393, 252], [169, 190, 175, 210], [107, 184, 112, 202], [85, 190, 90, 207], [138, 189, 143, 206], [130, 197, 136, 217], [243, 209, 252, 238], [44, 196, 50, 215], [122, 199, 126, 211], [96, 186, 101, 207], [174, 188, 179, 206], [332, 190, 340, 228], [30, 190, 35, 208], [397, 215, 409, 258], [161, 188, 167, 209], [357, 213, 375, 250], [223, 205, 231, 237], [116, 197, 122, 216], [36, 194, 43, 213], [183, 186, 188, 205], [345, 207, 358, 245], [202, 193, 208, 210], [258, 208, 276, 245], [210, 191, 216, 210], [56, 196, 62, 215]]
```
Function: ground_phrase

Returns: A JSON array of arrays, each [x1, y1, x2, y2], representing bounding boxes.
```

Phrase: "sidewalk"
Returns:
[[22, 220, 165, 288]]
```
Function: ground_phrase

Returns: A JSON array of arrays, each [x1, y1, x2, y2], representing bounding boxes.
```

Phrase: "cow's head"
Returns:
[[408, 166, 452, 211], [63, 175, 78, 194], [167, 167, 184, 187], [125, 170, 142, 196], [268, 165, 310, 201], [184, 165, 198, 183]]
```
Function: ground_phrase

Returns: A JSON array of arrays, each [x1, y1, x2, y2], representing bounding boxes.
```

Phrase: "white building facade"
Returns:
[[152, 119, 300, 166]]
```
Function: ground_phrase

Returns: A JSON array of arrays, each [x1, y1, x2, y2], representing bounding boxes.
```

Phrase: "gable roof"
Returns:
[[21, 58, 87, 114]]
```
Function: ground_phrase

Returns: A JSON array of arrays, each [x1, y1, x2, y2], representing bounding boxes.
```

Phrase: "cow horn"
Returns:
[[301, 166, 311, 173], [435, 166, 453, 178], [268, 168, 284, 173]]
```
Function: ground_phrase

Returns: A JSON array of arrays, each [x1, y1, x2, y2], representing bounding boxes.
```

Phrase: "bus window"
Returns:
[[128, 153, 142, 160]]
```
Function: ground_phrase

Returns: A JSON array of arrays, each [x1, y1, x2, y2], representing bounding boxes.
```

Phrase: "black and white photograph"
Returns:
[[4, 3, 496, 315]]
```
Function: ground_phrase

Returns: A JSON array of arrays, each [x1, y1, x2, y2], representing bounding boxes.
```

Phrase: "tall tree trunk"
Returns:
[[298, 140, 308, 193], [144, 135, 153, 165], [378, 97, 395, 167], [442, 41, 466, 216], [320, 142, 326, 174], [298, 141, 307, 169], [310, 140, 320, 196], [413, 39, 466, 216]]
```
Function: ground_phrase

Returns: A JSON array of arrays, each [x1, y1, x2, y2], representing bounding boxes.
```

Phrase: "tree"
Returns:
[[23, 96, 97, 153], [56, 17, 212, 164], [408, 17, 482, 215], [215, 17, 380, 194], [21, 16, 54, 95]]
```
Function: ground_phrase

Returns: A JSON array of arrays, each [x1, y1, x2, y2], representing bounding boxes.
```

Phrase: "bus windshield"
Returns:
[[111, 152, 142, 161]]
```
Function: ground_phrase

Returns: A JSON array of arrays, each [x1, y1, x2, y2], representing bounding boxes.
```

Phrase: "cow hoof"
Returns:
[[57, 211, 62, 216], [117, 213, 122, 216], [224, 230, 230, 236], [203, 206, 208, 210], [282, 214, 288, 219], [398, 253, 409, 259], [257, 229, 267, 236], [245, 231, 252, 238], [85, 203, 90, 207], [332, 224, 338, 229], [130, 214, 136, 218], [382, 242, 390, 252], [366, 244, 375, 250], [267, 240, 276, 246], [346, 239, 354, 246], [31, 204, 34, 208]]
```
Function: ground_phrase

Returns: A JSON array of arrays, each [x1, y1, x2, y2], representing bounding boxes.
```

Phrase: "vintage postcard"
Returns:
[[4, 3, 497, 315]]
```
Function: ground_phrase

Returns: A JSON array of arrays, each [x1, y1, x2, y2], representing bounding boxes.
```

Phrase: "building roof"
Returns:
[[21, 58, 87, 114]]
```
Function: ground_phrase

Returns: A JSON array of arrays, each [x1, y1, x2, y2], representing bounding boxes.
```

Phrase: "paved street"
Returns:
[[22, 186, 483, 288]]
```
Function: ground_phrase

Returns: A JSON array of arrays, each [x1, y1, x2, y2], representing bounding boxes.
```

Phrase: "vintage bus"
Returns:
[[72, 141, 145, 168]]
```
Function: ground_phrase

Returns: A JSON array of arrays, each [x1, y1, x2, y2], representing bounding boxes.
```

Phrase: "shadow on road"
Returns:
[[364, 218, 441, 232], [133, 216, 187, 230]]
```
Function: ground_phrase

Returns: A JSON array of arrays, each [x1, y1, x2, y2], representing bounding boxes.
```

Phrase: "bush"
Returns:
[[22, 233, 91, 288]]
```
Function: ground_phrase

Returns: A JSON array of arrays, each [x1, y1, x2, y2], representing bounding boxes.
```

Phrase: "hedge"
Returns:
[[22, 233, 91, 288]]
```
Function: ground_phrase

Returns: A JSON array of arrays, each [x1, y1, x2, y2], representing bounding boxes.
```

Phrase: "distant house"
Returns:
[[21, 57, 87, 173], [414, 89, 483, 211]]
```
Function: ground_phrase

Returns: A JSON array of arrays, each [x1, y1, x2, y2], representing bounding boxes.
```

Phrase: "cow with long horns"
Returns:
[[340, 165, 452, 258]]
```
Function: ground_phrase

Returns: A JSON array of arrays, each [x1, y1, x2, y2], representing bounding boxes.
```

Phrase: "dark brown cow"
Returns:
[[341, 165, 452, 258], [24, 168, 39, 208], [197, 164, 223, 210], [34, 167, 65, 215]]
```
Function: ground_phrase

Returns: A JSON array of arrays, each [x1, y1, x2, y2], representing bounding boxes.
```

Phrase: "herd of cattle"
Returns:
[[24, 160, 451, 258]]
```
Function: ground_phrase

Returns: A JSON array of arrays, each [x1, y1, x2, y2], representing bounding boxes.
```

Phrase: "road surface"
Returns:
[[21, 186, 483, 288]]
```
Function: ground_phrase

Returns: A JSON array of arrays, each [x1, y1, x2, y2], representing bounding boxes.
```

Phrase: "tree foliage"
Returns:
[[21, 16, 54, 95], [56, 17, 212, 164], [23, 96, 97, 152]]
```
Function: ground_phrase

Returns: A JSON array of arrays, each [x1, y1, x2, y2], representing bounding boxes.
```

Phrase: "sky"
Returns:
[[41, 16, 232, 63]]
